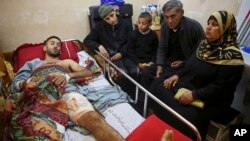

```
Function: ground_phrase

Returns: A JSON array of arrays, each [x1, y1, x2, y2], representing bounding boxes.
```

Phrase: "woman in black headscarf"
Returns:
[[150, 11, 244, 140]]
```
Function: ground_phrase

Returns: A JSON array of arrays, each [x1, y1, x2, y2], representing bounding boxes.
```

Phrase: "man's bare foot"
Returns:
[[161, 129, 173, 141]]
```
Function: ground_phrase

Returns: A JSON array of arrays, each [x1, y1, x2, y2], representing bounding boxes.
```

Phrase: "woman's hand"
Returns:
[[163, 75, 179, 89], [178, 90, 194, 105]]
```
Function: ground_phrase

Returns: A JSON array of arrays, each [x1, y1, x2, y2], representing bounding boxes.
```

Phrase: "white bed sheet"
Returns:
[[63, 51, 145, 140], [64, 103, 144, 141]]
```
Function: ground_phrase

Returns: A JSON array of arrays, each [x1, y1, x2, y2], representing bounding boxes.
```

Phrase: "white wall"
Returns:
[[0, 0, 155, 52], [236, 0, 250, 46], [0, 0, 244, 52], [158, 0, 242, 29]]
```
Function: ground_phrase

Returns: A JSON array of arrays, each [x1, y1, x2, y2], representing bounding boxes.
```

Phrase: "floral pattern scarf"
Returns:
[[196, 11, 244, 65]]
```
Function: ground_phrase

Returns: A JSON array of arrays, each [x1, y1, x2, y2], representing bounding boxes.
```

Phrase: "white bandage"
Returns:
[[63, 73, 70, 83], [62, 92, 94, 124]]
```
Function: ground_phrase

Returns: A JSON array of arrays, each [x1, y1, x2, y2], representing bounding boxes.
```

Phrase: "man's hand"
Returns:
[[30, 76, 43, 82], [49, 73, 68, 87], [156, 66, 163, 78], [170, 60, 183, 69], [98, 45, 110, 59], [91, 68, 102, 76], [110, 53, 122, 61], [163, 75, 179, 89]]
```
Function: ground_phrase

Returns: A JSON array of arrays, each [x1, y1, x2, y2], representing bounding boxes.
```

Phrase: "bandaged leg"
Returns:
[[62, 92, 94, 124], [62, 92, 124, 141]]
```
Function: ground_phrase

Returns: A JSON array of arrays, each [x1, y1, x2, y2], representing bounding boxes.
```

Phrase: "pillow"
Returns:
[[77, 50, 99, 68], [13, 40, 80, 72]]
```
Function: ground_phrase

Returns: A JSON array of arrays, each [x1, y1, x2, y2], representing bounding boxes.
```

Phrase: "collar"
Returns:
[[139, 29, 151, 35]]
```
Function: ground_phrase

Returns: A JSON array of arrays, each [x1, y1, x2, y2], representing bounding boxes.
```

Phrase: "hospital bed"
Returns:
[[0, 39, 200, 141]]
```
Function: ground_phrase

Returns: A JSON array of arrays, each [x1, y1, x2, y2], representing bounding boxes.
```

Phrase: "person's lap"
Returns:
[[150, 84, 217, 139]]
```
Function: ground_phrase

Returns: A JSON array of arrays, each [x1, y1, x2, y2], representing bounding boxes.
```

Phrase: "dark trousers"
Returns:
[[112, 57, 139, 99], [113, 57, 139, 79], [149, 83, 225, 140], [135, 64, 178, 114]]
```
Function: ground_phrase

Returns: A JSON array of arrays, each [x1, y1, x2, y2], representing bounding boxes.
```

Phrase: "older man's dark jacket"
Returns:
[[157, 16, 205, 66]]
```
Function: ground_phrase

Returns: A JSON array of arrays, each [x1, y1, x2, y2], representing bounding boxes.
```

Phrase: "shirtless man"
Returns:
[[10, 36, 124, 141]]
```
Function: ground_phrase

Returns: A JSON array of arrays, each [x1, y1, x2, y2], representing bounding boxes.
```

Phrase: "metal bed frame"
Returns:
[[94, 50, 202, 141]]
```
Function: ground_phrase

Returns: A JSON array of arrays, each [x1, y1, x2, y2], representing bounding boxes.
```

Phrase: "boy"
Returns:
[[127, 12, 158, 72], [127, 12, 158, 113]]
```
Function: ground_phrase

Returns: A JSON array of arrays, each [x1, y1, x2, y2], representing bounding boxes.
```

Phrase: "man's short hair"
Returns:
[[139, 12, 152, 23], [98, 4, 113, 19], [162, 0, 183, 13], [44, 36, 62, 46]]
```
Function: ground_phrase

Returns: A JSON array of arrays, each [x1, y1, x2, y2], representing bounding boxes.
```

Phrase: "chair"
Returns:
[[205, 107, 243, 141], [88, 3, 133, 31]]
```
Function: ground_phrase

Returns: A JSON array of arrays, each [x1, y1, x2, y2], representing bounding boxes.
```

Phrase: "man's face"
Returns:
[[45, 38, 62, 57], [103, 11, 118, 25], [163, 8, 183, 29]]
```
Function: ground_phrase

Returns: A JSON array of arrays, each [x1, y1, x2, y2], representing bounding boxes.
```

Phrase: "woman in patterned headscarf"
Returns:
[[149, 11, 244, 140], [196, 11, 244, 65]]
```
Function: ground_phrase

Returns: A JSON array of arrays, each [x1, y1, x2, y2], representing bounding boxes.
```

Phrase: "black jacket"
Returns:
[[127, 29, 158, 65], [157, 16, 205, 66], [83, 18, 131, 57]]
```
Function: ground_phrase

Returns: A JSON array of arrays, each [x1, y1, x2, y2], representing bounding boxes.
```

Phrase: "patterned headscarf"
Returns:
[[196, 11, 244, 65]]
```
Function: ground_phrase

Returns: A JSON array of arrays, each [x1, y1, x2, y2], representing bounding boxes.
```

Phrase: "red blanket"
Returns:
[[126, 114, 192, 141]]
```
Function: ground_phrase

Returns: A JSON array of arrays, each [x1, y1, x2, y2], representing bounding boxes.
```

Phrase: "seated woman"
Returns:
[[149, 11, 244, 140], [6, 36, 125, 141]]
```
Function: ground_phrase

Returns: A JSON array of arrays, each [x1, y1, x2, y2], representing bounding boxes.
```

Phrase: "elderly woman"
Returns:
[[149, 11, 244, 140]]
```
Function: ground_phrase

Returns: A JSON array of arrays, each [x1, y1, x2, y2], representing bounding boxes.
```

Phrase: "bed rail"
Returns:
[[94, 50, 202, 141]]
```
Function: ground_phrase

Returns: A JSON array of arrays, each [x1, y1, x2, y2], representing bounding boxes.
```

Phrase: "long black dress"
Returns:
[[149, 52, 244, 139]]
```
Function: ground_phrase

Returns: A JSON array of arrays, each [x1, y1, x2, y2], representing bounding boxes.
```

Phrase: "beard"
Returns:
[[47, 50, 60, 58]]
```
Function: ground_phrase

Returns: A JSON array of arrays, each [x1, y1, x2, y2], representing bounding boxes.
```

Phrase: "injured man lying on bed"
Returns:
[[7, 36, 130, 141]]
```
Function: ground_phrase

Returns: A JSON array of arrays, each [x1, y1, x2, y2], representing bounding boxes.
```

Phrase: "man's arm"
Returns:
[[156, 22, 168, 66], [119, 22, 132, 58], [64, 59, 101, 79], [10, 59, 43, 93], [156, 22, 169, 77], [192, 20, 205, 51], [125, 31, 139, 65], [83, 28, 102, 51]]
